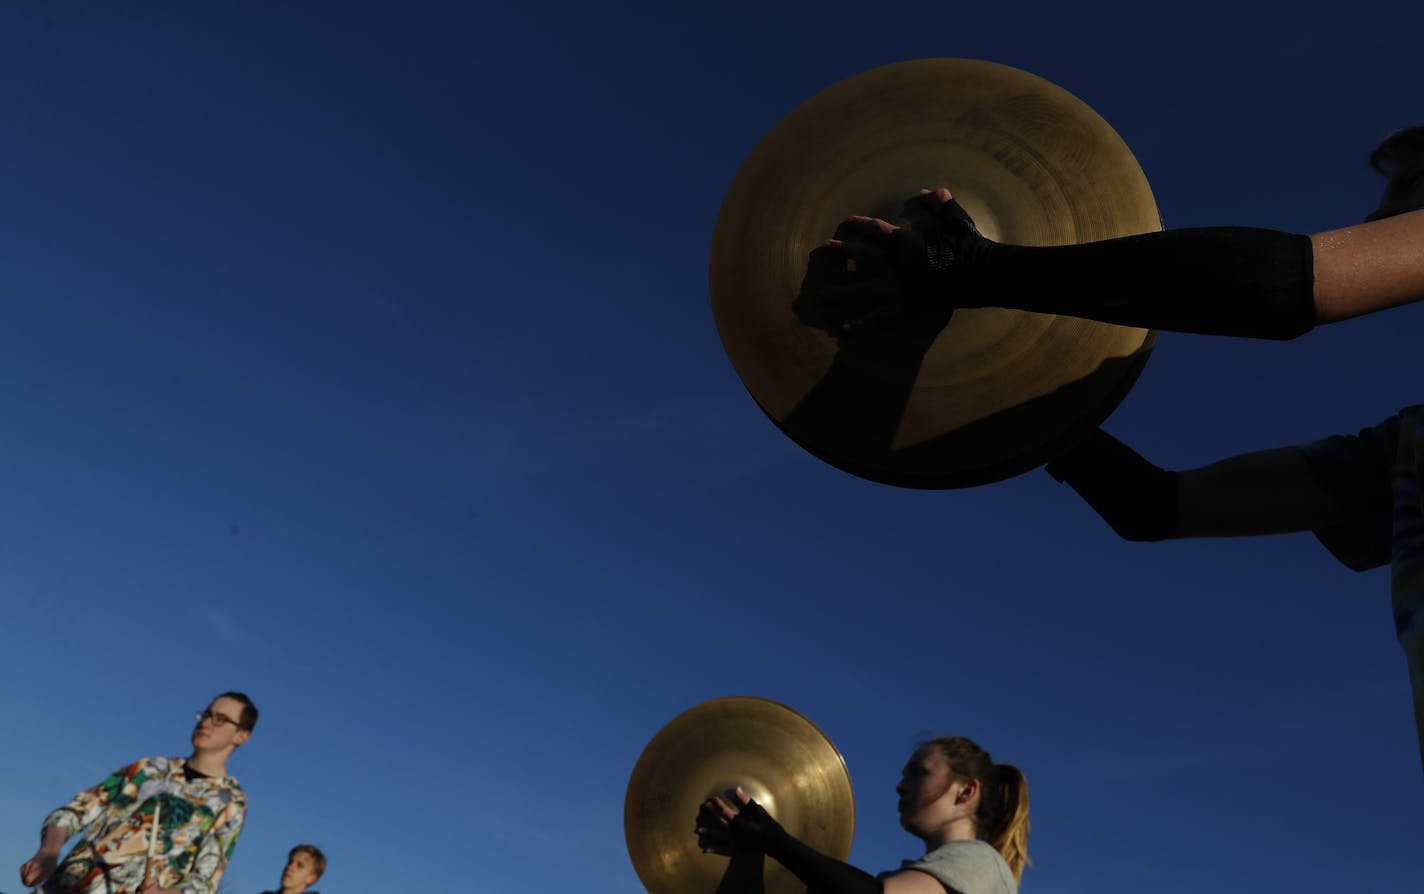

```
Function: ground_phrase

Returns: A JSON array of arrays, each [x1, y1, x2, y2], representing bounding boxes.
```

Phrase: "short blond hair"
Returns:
[[288, 844, 326, 881]]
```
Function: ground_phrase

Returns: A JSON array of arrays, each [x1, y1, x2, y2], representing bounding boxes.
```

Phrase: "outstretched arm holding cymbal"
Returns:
[[818, 128, 1424, 339], [823, 189, 1424, 339]]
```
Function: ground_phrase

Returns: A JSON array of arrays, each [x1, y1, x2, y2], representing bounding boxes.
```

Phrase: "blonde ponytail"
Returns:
[[982, 762, 1030, 883], [923, 737, 1032, 884]]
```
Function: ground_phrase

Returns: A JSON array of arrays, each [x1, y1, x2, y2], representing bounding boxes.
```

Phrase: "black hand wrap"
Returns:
[[727, 800, 793, 855], [730, 800, 882, 894], [884, 197, 985, 305], [886, 197, 1316, 340], [1045, 429, 1178, 542]]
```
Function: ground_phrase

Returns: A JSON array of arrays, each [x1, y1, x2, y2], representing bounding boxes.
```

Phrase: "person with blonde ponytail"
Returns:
[[695, 735, 1029, 894]]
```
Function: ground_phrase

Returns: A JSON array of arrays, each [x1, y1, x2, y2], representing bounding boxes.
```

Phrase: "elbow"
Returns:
[[1105, 513, 1174, 542]]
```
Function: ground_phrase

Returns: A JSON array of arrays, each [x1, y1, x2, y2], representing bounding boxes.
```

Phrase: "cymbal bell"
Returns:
[[625, 696, 855, 894], [710, 58, 1161, 487]]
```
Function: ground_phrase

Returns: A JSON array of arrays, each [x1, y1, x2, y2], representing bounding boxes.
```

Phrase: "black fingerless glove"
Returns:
[[730, 800, 882, 894], [883, 197, 986, 305], [727, 800, 793, 856]]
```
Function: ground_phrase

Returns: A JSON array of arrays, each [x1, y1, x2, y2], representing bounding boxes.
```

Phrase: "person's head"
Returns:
[[896, 736, 1030, 883], [1366, 125, 1424, 221], [191, 692, 258, 755], [280, 844, 326, 893]]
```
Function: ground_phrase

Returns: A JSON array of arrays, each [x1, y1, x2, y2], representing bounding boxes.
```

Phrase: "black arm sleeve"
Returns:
[[890, 223, 1315, 340], [1045, 429, 1179, 542], [730, 802, 883, 894], [764, 836, 882, 894], [714, 852, 767, 894]]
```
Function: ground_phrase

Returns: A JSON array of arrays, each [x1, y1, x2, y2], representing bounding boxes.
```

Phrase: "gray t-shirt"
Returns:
[[891, 840, 1016, 894]]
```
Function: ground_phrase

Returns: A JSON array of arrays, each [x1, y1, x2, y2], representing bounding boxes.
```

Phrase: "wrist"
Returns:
[[41, 826, 70, 847], [753, 823, 794, 861], [727, 800, 793, 857]]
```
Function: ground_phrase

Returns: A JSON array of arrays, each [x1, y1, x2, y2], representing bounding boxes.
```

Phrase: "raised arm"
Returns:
[[821, 193, 1424, 341]]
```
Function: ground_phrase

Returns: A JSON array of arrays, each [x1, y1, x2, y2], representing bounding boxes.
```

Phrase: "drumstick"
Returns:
[[145, 801, 162, 887]]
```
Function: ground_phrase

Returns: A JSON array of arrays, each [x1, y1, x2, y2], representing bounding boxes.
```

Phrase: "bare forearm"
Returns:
[[39, 825, 68, 853], [1312, 210, 1424, 323], [19, 828, 69, 888]]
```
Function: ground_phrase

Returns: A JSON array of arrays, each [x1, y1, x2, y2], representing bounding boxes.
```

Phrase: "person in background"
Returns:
[[259, 844, 326, 894], [17, 693, 256, 894]]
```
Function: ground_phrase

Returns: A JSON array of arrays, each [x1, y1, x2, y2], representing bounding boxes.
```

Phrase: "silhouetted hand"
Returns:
[[814, 187, 981, 333], [696, 787, 755, 856], [696, 800, 737, 856], [727, 797, 791, 855], [694, 787, 794, 857]]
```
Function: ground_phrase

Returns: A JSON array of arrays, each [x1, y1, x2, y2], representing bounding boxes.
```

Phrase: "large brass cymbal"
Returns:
[[710, 58, 1161, 488], [625, 696, 855, 894]]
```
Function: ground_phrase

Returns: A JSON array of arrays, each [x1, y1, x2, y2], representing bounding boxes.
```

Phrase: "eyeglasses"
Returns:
[[195, 710, 245, 729]]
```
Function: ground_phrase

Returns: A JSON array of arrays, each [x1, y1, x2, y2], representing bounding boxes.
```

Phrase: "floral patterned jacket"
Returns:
[[42, 756, 246, 894]]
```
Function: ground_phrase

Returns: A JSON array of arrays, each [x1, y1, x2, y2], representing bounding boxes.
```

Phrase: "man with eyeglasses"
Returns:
[[17, 692, 256, 894]]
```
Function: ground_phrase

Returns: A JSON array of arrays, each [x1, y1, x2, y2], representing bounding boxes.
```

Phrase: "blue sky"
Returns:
[[2, 3, 1421, 893]]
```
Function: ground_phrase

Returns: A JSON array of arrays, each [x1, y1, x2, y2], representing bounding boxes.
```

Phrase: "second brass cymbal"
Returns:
[[710, 58, 1161, 487], [624, 696, 855, 894]]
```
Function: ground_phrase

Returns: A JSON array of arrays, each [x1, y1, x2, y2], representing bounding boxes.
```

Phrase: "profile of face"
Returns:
[[191, 696, 252, 752], [895, 746, 978, 839], [281, 851, 321, 892]]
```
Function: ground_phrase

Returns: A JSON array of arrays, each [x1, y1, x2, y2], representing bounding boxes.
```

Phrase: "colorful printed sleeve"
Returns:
[[42, 759, 150, 838], [179, 793, 246, 894], [1296, 411, 1404, 572]]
